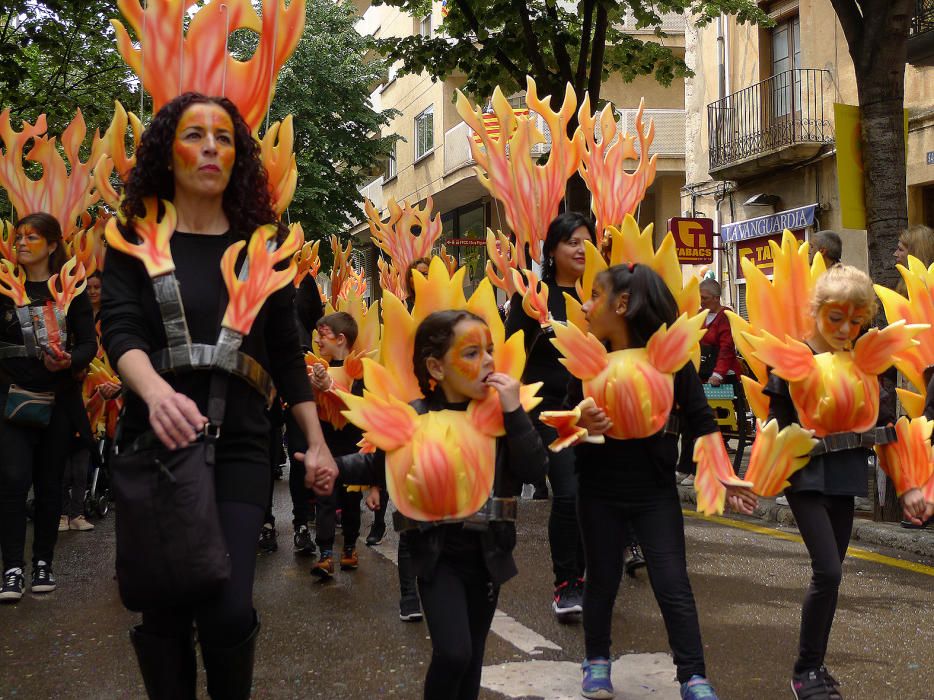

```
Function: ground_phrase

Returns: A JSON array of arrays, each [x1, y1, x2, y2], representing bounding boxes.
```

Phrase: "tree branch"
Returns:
[[450, 0, 529, 88], [574, 0, 595, 94], [544, 0, 574, 84], [512, 0, 555, 85], [587, 2, 608, 101], [829, 0, 863, 51]]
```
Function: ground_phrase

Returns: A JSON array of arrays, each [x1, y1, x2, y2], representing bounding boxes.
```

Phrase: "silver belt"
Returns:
[[393, 497, 519, 532], [810, 426, 896, 456], [149, 343, 276, 405]]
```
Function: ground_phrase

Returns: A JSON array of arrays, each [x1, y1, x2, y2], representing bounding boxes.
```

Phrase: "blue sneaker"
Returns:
[[681, 675, 719, 699], [581, 658, 614, 699]]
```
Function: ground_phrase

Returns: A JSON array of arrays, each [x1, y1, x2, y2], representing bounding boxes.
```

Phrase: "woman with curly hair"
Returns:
[[100, 93, 335, 698]]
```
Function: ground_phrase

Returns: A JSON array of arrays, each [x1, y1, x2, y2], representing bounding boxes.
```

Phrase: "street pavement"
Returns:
[[2, 473, 933, 700]]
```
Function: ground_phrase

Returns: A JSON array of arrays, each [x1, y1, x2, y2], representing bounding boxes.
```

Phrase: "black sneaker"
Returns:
[[258, 523, 278, 553], [31, 561, 56, 593], [818, 666, 843, 700], [623, 543, 647, 577], [0, 568, 25, 602], [791, 670, 832, 700], [553, 578, 583, 619], [399, 595, 423, 621], [365, 521, 385, 546], [293, 524, 315, 555]]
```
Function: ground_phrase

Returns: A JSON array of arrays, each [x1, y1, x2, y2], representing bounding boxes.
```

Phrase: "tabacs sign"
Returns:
[[668, 217, 714, 264]]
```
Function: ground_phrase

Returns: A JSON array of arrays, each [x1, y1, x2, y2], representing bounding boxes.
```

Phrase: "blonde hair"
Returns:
[[899, 224, 934, 267], [810, 264, 877, 318]]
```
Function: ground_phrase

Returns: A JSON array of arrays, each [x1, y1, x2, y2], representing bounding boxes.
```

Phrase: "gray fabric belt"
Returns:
[[810, 426, 897, 456], [392, 497, 519, 533], [0, 344, 28, 360], [149, 343, 275, 405]]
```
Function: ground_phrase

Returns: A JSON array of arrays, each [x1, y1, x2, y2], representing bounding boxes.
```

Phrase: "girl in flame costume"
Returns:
[[0, 213, 96, 603], [726, 233, 932, 699], [318, 258, 547, 700], [538, 247, 754, 699], [99, 93, 335, 699]]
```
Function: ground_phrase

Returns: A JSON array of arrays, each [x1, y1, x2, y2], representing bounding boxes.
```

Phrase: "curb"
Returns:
[[676, 485, 934, 561]]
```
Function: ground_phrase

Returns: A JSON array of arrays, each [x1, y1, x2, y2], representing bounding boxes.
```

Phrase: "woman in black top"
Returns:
[[100, 93, 335, 699], [0, 212, 96, 602], [504, 211, 594, 617]]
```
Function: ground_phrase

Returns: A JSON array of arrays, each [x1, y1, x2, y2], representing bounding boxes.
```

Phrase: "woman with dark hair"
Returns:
[[100, 93, 335, 698], [0, 212, 96, 602], [505, 210, 594, 618]]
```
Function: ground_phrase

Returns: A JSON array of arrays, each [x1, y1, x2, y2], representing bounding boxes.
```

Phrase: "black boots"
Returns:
[[130, 625, 197, 700], [201, 615, 261, 700]]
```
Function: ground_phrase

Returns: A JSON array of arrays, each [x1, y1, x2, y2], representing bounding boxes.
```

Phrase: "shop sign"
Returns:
[[721, 204, 818, 243], [735, 230, 806, 278], [445, 238, 486, 247], [668, 217, 714, 264]]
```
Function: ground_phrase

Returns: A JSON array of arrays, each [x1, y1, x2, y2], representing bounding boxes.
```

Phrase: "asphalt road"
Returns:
[[2, 473, 933, 700]]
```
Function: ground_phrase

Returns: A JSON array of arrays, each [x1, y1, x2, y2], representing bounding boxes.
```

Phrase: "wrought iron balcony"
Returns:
[[707, 69, 834, 180], [908, 0, 934, 66]]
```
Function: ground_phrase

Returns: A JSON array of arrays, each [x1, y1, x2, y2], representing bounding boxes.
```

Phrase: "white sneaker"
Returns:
[[776, 495, 789, 506], [69, 515, 94, 531], [58, 515, 69, 532], [680, 475, 695, 486]]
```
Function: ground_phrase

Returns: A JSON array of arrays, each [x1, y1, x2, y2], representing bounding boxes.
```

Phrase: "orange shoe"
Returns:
[[340, 547, 359, 570], [311, 553, 334, 579]]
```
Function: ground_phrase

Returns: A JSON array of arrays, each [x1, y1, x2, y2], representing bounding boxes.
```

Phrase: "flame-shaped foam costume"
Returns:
[[336, 257, 542, 522], [538, 216, 745, 514], [728, 231, 931, 498]]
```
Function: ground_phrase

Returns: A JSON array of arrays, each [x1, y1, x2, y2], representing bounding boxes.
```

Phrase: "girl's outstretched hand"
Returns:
[[726, 486, 757, 515], [485, 372, 520, 412], [578, 401, 612, 436]]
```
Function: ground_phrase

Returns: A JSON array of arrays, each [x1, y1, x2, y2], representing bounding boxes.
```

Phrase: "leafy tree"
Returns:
[[377, 0, 768, 209], [829, 0, 915, 289], [260, 0, 398, 242]]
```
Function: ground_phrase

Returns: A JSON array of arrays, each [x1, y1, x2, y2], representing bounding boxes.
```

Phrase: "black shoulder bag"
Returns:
[[110, 370, 232, 612]]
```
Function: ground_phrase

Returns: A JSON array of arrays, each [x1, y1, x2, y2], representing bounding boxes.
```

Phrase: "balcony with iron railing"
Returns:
[[908, 0, 934, 66], [707, 68, 834, 180]]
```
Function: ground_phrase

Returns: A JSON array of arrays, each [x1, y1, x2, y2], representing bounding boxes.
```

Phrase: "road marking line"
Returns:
[[684, 510, 934, 577], [368, 539, 563, 655]]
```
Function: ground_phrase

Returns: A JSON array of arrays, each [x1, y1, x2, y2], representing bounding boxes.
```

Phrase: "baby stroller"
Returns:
[[84, 437, 112, 518]]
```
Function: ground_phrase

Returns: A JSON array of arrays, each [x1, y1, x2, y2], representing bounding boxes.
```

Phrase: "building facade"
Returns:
[[682, 0, 934, 315]]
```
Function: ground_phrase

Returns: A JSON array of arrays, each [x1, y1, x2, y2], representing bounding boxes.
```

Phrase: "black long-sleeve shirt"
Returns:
[[505, 285, 578, 412], [337, 397, 548, 585], [100, 231, 314, 506], [571, 362, 719, 501], [0, 280, 96, 394]]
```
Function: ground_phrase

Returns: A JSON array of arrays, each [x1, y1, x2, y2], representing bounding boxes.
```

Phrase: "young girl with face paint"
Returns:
[[0, 213, 96, 602], [762, 265, 921, 700], [330, 310, 548, 700], [100, 93, 335, 698], [570, 263, 754, 700]]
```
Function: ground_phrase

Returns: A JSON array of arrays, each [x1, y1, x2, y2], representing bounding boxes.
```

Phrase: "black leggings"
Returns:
[[419, 557, 499, 700], [578, 491, 705, 683], [141, 501, 264, 647], [0, 403, 72, 571], [534, 420, 585, 586], [285, 411, 314, 528], [785, 491, 854, 674]]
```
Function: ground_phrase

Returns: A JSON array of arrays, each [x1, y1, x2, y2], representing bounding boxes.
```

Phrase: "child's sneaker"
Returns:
[[581, 658, 613, 699], [791, 670, 832, 700], [818, 666, 843, 700], [340, 547, 358, 570], [31, 561, 56, 593], [311, 551, 334, 579], [680, 675, 718, 699], [58, 515, 69, 532], [365, 521, 385, 546], [258, 523, 277, 553], [293, 524, 315, 555], [0, 568, 25, 602], [399, 595, 422, 621]]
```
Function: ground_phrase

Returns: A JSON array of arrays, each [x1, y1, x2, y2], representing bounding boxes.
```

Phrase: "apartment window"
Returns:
[[385, 142, 397, 181], [419, 14, 432, 37], [770, 15, 801, 117], [414, 106, 434, 162]]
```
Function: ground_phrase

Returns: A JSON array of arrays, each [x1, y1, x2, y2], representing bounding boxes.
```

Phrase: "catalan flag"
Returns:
[[470, 107, 530, 146]]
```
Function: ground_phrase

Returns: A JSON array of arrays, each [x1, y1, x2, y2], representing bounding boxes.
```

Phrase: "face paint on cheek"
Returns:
[[449, 326, 491, 382]]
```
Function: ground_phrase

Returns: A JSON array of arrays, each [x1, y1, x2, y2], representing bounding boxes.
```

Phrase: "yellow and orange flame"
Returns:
[[68, 226, 99, 277], [328, 235, 355, 308], [112, 0, 306, 134], [365, 196, 443, 298], [220, 223, 301, 335], [48, 257, 88, 313], [0, 109, 102, 238], [875, 416, 934, 496], [578, 97, 657, 246], [377, 257, 407, 299], [0, 220, 14, 262], [742, 419, 816, 497], [93, 100, 143, 209], [511, 267, 549, 327], [260, 115, 298, 214], [293, 237, 319, 288], [0, 259, 29, 306], [485, 229, 519, 297], [456, 78, 583, 268], [104, 197, 177, 277], [693, 432, 753, 515]]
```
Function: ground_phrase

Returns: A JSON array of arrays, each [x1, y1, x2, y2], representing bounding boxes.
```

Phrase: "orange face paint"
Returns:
[[449, 324, 493, 382], [172, 103, 236, 182], [14, 226, 47, 256], [816, 302, 868, 350]]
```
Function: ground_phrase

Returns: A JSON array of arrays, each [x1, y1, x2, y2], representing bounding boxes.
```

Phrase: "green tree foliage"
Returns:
[[262, 0, 398, 240]]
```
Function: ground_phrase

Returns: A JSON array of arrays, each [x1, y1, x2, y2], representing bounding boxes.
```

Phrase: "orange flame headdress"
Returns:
[[337, 257, 542, 522]]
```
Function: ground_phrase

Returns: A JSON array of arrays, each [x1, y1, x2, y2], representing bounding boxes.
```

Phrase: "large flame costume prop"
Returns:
[[727, 231, 932, 499], [335, 257, 542, 522]]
